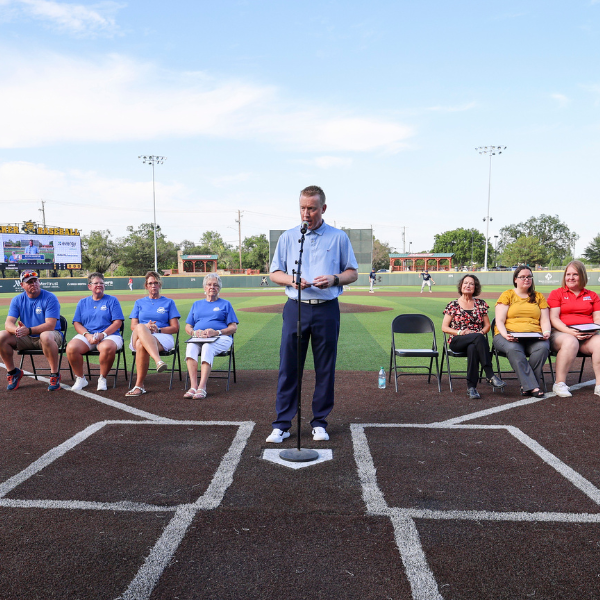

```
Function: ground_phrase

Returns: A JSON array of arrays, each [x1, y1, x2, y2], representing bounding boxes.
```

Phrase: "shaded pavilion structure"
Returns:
[[178, 253, 218, 273], [389, 252, 454, 272]]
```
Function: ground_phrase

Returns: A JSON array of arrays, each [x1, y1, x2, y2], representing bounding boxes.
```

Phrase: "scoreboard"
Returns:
[[1, 221, 82, 271]]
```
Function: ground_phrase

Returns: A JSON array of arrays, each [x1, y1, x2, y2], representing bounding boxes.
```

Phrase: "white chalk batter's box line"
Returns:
[[351, 422, 600, 515], [351, 422, 600, 600], [0, 419, 255, 513]]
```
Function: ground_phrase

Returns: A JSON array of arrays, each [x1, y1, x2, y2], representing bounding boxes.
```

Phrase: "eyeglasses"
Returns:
[[22, 271, 39, 279], [89, 281, 104, 286], [516, 276, 533, 280], [147, 281, 160, 286]]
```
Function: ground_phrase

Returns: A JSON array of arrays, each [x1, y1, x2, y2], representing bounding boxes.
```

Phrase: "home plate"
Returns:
[[262, 449, 333, 469]]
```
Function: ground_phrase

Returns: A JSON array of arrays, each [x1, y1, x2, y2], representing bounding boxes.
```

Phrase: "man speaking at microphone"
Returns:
[[266, 185, 358, 443]]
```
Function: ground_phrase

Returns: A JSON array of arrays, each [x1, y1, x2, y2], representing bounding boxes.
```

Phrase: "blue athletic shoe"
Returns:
[[7, 368, 24, 391], [48, 373, 61, 391]]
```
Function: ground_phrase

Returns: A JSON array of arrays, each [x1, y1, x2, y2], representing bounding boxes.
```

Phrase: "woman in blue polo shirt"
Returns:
[[127, 271, 180, 397], [548, 260, 600, 398], [183, 273, 238, 399]]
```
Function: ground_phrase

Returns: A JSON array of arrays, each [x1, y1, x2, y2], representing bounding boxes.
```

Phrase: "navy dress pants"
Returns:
[[273, 298, 340, 431]]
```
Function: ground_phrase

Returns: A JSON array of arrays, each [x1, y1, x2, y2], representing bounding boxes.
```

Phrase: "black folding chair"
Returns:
[[129, 327, 182, 390], [184, 335, 237, 391], [18, 315, 72, 380], [440, 331, 486, 393], [389, 314, 441, 393], [546, 350, 589, 384], [84, 322, 128, 388]]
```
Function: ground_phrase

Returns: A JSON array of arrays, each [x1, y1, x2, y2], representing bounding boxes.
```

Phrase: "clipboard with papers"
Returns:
[[570, 323, 600, 332], [507, 331, 543, 339], [185, 337, 219, 343]]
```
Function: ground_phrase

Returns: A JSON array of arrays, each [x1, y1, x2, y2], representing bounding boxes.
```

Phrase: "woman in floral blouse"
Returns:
[[442, 274, 505, 399]]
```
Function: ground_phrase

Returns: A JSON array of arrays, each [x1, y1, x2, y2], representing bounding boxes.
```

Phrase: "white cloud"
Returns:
[[1, 0, 123, 35], [0, 160, 193, 236], [0, 49, 414, 153], [297, 156, 353, 169], [550, 93, 570, 108], [0, 160, 298, 243], [210, 172, 256, 188]]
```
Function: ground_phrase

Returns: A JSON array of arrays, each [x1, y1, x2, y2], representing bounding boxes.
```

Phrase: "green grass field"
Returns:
[[11, 283, 595, 375]]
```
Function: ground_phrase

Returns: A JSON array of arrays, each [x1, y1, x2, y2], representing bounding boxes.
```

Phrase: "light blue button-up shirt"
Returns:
[[270, 220, 358, 301]]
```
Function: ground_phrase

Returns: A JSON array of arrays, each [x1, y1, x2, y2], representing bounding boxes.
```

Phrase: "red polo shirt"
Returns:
[[547, 287, 600, 326]]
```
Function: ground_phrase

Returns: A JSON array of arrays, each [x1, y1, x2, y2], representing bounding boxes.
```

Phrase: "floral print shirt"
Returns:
[[443, 297, 489, 342]]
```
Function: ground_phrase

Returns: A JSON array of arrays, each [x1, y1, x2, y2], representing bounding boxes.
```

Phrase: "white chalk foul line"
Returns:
[[68, 387, 170, 422], [437, 379, 597, 426], [0, 361, 167, 421], [507, 425, 600, 505], [118, 421, 254, 600], [390, 513, 444, 600]]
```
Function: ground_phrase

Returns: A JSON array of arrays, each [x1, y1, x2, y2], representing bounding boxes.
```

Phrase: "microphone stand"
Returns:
[[279, 223, 319, 463]]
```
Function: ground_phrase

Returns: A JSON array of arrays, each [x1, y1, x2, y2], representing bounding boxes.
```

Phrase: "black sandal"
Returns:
[[522, 387, 544, 398]]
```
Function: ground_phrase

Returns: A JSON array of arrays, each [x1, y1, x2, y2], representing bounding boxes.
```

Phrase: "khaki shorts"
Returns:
[[16, 330, 64, 351]]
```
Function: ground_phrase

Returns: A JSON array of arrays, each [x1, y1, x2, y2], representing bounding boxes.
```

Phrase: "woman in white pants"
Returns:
[[183, 274, 238, 399]]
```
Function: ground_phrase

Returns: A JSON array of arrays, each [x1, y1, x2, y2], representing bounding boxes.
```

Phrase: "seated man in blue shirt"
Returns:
[[0, 270, 63, 391], [66, 272, 125, 391]]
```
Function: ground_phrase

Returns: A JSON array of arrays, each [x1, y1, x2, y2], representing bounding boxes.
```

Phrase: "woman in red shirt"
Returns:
[[548, 260, 600, 398]]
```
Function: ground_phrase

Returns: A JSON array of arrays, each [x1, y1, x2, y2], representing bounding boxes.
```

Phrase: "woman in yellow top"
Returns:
[[493, 265, 551, 398]]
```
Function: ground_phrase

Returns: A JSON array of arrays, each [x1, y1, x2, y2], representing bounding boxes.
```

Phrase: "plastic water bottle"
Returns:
[[378, 367, 386, 389]]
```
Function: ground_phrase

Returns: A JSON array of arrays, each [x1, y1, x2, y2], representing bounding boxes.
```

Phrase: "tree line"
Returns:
[[432, 214, 599, 268], [81, 224, 270, 276], [80, 215, 600, 277]]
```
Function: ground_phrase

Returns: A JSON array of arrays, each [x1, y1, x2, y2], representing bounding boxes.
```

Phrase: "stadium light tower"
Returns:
[[475, 146, 506, 271], [138, 155, 167, 272]]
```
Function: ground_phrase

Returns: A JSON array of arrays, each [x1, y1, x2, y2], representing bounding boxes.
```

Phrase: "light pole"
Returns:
[[494, 235, 499, 268], [476, 145, 506, 271], [138, 155, 167, 273]]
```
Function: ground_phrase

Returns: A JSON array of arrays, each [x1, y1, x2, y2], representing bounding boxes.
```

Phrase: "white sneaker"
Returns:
[[266, 429, 290, 443], [594, 385, 600, 397], [312, 427, 329, 441], [97, 375, 108, 391], [71, 376, 88, 391], [552, 382, 572, 398]]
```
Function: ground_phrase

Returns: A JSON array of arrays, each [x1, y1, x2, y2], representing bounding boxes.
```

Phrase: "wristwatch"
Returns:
[[216, 330, 222, 336], [333, 275, 340, 286]]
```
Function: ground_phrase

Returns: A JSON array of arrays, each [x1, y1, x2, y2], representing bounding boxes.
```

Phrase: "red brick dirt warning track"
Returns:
[[1, 360, 600, 600]]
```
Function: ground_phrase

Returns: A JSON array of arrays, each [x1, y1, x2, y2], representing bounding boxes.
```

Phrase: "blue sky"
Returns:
[[1, 0, 598, 259]]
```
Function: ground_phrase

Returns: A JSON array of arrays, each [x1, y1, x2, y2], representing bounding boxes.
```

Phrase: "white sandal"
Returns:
[[125, 386, 147, 397], [183, 388, 197, 399]]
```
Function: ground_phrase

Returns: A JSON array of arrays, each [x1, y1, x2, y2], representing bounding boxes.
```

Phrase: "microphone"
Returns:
[[300, 221, 309, 234]]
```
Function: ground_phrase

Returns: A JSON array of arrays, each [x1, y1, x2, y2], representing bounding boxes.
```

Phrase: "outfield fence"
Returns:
[[2, 270, 600, 294]]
